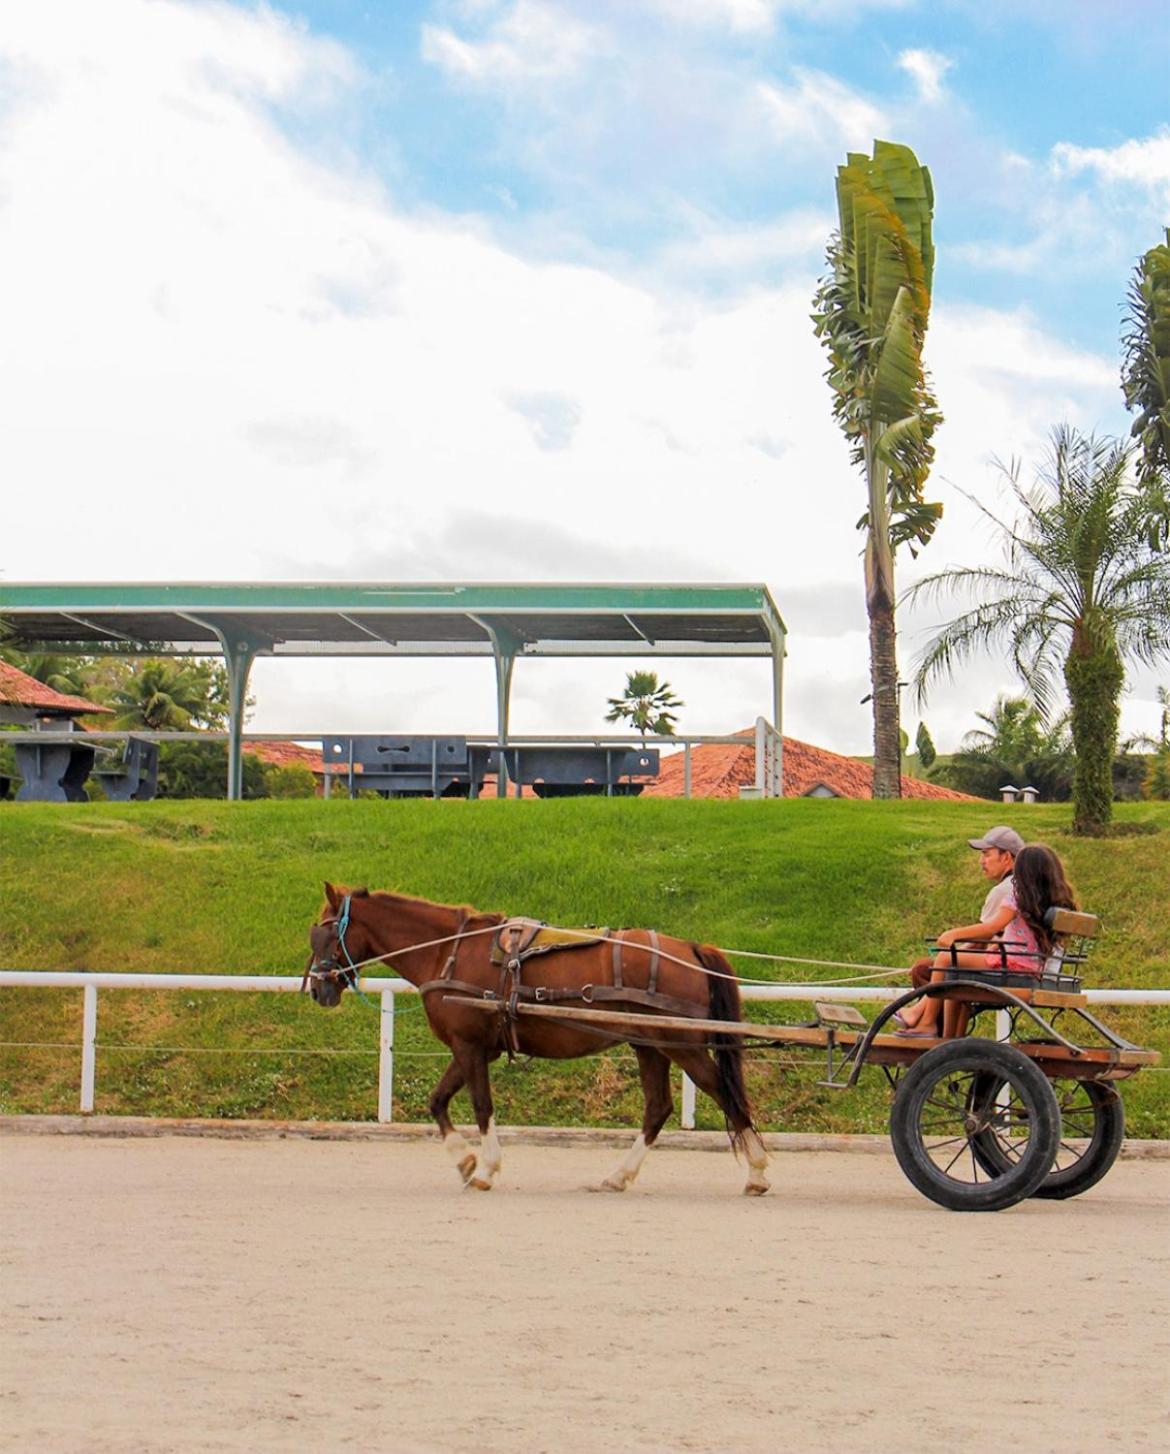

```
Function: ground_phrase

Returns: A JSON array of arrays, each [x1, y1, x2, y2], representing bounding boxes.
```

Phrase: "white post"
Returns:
[[681, 1071, 696, 1130], [755, 717, 766, 794], [683, 741, 692, 799], [378, 992, 395, 1123], [80, 981, 98, 1113]]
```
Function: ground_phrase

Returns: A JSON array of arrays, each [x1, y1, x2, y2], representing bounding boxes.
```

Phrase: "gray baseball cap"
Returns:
[[968, 826, 1024, 854]]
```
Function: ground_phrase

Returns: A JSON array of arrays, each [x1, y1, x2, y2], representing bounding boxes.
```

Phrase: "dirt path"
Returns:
[[2, 1134, 1168, 1454]]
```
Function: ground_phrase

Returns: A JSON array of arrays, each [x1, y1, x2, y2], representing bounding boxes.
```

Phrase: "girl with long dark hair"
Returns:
[[897, 843, 1078, 1037]]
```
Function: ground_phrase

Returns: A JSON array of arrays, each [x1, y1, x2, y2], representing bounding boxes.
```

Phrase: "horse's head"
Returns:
[[304, 882, 371, 1008]]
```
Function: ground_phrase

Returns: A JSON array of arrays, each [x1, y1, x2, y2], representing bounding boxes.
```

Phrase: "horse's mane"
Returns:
[[322, 883, 504, 926]]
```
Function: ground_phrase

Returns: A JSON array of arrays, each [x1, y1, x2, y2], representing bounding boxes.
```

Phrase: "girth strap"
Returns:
[[646, 930, 660, 996], [613, 929, 660, 994]]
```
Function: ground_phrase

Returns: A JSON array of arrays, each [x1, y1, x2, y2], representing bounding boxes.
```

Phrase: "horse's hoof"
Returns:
[[598, 1177, 627, 1193], [468, 1176, 493, 1191], [742, 1182, 770, 1197], [456, 1154, 476, 1184]]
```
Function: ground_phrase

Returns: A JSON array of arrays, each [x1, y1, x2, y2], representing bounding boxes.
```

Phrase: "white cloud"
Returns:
[[421, 1, 602, 85], [896, 48, 953, 103], [757, 70, 888, 152], [652, 209, 832, 278], [650, 0, 911, 25], [1051, 127, 1170, 196], [646, 0, 786, 33]]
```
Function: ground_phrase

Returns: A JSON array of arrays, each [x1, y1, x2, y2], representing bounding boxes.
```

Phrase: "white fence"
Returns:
[[2, 971, 1166, 1128]]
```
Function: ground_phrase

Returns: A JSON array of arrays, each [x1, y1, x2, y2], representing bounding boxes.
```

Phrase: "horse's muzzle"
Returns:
[[309, 976, 343, 1008]]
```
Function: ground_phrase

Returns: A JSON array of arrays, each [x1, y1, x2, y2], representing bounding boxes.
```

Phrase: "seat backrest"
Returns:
[[1044, 906, 1100, 938], [1040, 905, 1098, 979]]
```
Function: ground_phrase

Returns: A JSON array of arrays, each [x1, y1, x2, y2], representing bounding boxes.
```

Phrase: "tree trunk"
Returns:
[[868, 591, 902, 798], [865, 442, 902, 800], [1064, 639, 1123, 836]]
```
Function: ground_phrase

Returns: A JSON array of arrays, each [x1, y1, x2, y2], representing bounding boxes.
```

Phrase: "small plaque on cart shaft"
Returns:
[[814, 1001, 866, 1027]]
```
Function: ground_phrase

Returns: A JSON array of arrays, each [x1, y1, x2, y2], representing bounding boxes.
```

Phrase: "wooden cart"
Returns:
[[504, 909, 1158, 1212]]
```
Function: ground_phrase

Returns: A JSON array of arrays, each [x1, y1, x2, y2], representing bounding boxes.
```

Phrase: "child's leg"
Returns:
[[915, 954, 985, 1034]]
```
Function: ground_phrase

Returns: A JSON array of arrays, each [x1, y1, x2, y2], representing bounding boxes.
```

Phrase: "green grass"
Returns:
[[2, 797, 1168, 1135]]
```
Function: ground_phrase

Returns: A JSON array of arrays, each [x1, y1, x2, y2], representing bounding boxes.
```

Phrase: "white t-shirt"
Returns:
[[981, 874, 1014, 923]]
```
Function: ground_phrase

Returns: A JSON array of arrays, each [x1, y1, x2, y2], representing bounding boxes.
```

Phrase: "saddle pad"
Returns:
[[490, 918, 610, 966]]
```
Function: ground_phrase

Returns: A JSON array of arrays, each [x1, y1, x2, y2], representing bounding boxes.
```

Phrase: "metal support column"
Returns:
[[768, 620, 786, 795], [219, 635, 258, 801], [471, 617, 521, 800]]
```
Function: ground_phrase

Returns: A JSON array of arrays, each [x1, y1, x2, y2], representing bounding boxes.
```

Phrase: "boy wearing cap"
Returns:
[[905, 826, 1024, 995]]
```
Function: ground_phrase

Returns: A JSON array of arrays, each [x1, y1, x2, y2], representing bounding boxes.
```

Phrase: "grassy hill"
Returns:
[[2, 797, 1168, 1135]]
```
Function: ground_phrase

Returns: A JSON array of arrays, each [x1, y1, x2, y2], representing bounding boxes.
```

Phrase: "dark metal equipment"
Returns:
[[319, 735, 660, 799]]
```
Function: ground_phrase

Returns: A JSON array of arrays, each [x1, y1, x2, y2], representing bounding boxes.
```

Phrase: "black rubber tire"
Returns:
[[972, 1076, 1125, 1200], [890, 1040, 1060, 1212]]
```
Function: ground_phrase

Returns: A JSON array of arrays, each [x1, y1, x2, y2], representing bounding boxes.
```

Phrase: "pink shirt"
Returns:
[[987, 884, 1043, 973]]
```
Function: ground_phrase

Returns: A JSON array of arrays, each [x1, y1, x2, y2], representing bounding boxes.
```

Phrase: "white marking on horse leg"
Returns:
[[444, 1130, 476, 1184], [741, 1128, 770, 1196], [480, 1116, 502, 1177], [466, 1117, 502, 1191], [601, 1133, 649, 1191]]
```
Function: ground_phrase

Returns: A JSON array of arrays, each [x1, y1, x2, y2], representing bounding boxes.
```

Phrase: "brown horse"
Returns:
[[305, 883, 770, 1195]]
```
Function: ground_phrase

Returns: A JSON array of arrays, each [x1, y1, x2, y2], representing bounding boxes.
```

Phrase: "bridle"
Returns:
[[302, 893, 360, 995]]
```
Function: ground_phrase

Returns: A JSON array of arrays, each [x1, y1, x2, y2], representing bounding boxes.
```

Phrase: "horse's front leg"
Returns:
[[600, 1045, 672, 1192], [429, 1057, 476, 1186], [452, 1039, 501, 1192]]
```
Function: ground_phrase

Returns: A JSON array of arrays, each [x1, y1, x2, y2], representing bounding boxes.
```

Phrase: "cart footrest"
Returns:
[[814, 1001, 867, 1028]]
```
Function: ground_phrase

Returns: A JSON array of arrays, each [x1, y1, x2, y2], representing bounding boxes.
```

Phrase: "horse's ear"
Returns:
[[353, 886, 370, 898], [323, 881, 342, 911]]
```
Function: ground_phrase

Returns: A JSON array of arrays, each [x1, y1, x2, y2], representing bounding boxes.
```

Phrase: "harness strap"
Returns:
[[584, 984, 698, 1016], [646, 930, 660, 996], [441, 911, 469, 980], [612, 931, 623, 990], [423, 978, 698, 1019]]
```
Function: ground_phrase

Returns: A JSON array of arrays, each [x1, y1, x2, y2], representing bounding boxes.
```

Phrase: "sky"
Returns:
[[1, 0, 1167, 753]]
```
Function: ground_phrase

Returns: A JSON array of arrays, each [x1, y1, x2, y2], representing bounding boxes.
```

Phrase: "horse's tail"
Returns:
[[694, 943, 756, 1155]]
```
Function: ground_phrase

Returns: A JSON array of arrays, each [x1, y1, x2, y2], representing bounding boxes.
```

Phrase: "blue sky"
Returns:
[[0, 1, 1166, 751], [276, 0, 1170, 362]]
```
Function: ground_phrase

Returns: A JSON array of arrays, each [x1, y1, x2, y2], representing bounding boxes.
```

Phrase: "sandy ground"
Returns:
[[2, 1134, 1168, 1454]]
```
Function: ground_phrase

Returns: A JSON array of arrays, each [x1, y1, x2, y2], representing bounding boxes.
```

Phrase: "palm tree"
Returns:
[[942, 696, 1073, 803], [909, 428, 1170, 834], [1122, 227, 1170, 547], [605, 671, 683, 742], [108, 660, 212, 731], [812, 140, 943, 797]]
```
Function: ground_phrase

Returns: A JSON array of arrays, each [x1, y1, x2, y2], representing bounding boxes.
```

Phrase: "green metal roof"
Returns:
[[0, 582, 786, 658]]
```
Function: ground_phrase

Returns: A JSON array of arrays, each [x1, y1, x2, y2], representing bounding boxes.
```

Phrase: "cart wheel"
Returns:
[[890, 1040, 1060, 1211], [971, 1075, 1125, 1200]]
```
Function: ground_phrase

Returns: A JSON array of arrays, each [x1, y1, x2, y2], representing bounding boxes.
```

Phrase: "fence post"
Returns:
[[80, 982, 98, 1113], [681, 1071, 696, 1130], [683, 741, 692, 799], [378, 991, 395, 1123]]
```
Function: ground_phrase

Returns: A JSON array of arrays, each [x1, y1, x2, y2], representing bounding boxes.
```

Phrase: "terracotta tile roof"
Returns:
[[246, 741, 324, 773], [0, 660, 112, 716], [643, 731, 979, 802]]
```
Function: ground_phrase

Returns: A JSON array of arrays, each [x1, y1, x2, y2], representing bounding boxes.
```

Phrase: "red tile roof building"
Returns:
[[643, 732, 978, 802], [0, 660, 112, 719]]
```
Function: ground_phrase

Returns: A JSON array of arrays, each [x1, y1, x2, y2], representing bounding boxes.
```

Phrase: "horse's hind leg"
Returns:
[[600, 1046, 673, 1192], [429, 1058, 476, 1185], [670, 1047, 770, 1197]]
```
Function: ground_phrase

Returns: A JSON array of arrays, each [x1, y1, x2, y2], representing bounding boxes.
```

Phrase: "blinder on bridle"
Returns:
[[302, 894, 360, 1000]]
